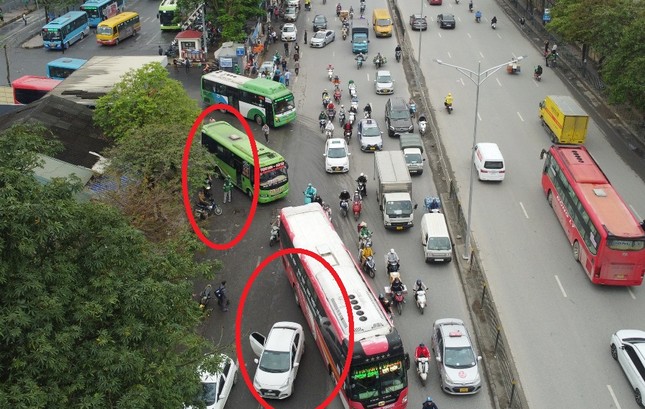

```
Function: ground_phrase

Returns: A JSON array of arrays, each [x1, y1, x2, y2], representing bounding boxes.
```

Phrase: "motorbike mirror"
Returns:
[[477, 356, 482, 361], [254, 358, 259, 364], [436, 356, 442, 362], [404, 353, 411, 370]]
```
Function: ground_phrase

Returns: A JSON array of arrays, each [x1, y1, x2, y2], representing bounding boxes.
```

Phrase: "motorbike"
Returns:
[[269, 223, 280, 247], [319, 118, 327, 132], [327, 108, 336, 122], [352, 199, 362, 221], [362, 255, 376, 278], [386, 257, 400, 274], [506, 61, 520, 74], [328, 67, 334, 81], [392, 291, 405, 315], [424, 196, 441, 213], [416, 357, 429, 385], [339, 111, 346, 126], [356, 58, 363, 70], [325, 127, 334, 139], [357, 180, 367, 197], [395, 50, 402, 63], [475, 11, 481, 22], [323, 203, 332, 222], [194, 199, 223, 219], [415, 289, 427, 314], [350, 96, 359, 111], [334, 90, 342, 103], [342, 28, 347, 40], [199, 284, 212, 310], [214, 285, 229, 312], [491, 21, 496, 29], [418, 115, 428, 135], [340, 199, 349, 217], [534, 69, 542, 81], [373, 56, 387, 68], [344, 127, 352, 143], [304, 1, 311, 10], [323, 96, 331, 109], [348, 110, 356, 126], [348, 84, 357, 98], [445, 102, 453, 114], [336, 3, 342, 16]]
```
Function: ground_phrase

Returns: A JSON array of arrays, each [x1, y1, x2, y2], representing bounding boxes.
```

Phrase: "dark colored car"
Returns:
[[312, 14, 328, 31], [437, 13, 456, 29], [409, 14, 428, 30], [385, 97, 414, 137], [429, 0, 442, 4]]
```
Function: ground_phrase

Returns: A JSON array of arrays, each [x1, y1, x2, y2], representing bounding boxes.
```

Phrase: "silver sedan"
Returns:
[[310, 30, 335, 48]]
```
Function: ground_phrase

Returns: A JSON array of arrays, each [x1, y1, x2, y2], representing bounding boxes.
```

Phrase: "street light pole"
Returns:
[[417, 0, 423, 65], [434, 56, 525, 260]]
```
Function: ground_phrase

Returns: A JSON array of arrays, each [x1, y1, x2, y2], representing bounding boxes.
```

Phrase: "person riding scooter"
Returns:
[[304, 183, 317, 203], [363, 102, 372, 118], [475, 10, 482, 22], [360, 242, 373, 269], [395, 44, 402, 62], [534, 64, 543, 80], [413, 279, 428, 301], [415, 343, 430, 361], [356, 173, 367, 197], [390, 277, 404, 299], [339, 189, 351, 210], [387, 248, 400, 272], [422, 396, 439, 409], [378, 293, 393, 315]]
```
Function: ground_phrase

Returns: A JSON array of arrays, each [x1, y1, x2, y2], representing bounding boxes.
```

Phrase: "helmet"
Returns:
[[379, 293, 384, 300], [308, 183, 312, 187], [360, 172, 364, 177], [205, 185, 211, 191], [359, 221, 367, 227], [324, 89, 328, 92], [426, 397, 433, 402], [390, 248, 395, 253], [416, 279, 422, 286], [341, 105, 344, 108], [448, 93, 452, 97], [419, 343, 425, 347]]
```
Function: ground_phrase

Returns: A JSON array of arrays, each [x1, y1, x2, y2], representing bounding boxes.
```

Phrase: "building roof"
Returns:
[[176, 29, 203, 39], [0, 95, 109, 169]]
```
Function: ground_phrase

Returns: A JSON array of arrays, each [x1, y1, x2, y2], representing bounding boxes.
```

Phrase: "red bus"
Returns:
[[541, 145, 645, 286], [11, 75, 62, 105], [279, 203, 410, 409]]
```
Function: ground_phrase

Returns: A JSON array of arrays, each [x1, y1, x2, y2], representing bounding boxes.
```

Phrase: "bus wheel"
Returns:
[[572, 241, 580, 262], [80, 32, 85, 40], [65, 42, 70, 49], [254, 115, 264, 125], [246, 189, 252, 198], [547, 191, 553, 207]]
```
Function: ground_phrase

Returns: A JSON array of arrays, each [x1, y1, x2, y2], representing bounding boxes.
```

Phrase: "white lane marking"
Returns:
[[496, 78, 502, 87], [477, 112, 482, 121], [497, 33, 502, 39], [554, 275, 568, 298], [467, 33, 471, 39], [517, 112, 524, 122], [257, 256, 262, 266], [628, 287, 636, 300], [366, 73, 370, 81], [459, 78, 465, 87], [607, 385, 622, 409], [447, 51, 452, 59], [479, 51, 485, 59], [519, 202, 529, 218]]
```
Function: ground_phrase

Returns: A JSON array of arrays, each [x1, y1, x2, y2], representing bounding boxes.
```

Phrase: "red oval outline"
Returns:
[[235, 248, 355, 409], [181, 104, 260, 250]]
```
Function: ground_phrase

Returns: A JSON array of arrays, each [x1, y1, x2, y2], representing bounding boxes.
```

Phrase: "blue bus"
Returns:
[[46, 58, 88, 79], [42, 12, 91, 50], [80, 0, 125, 27]]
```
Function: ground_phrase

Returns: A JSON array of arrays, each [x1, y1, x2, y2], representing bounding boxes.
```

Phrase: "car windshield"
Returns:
[[286, 7, 296, 13], [327, 147, 347, 158], [428, 236, 451, 250], [283, 26, 295, 32], [348, 357, 406, 401], [260, 163, 288, 187], [314, 16, 326, 23], [444, 346, 477, 369], [385, 200, 413, 217], [390, 109, 409, 120], [377, 18, 391, 26], [201, 381, 217, 406], [444, 15, 455, 21], [362, 126, 381, 137], [377, 74, 392, 83], [314, 32, 326, 39], [259, 350, 290, 373], [405, 153, 422, 163]]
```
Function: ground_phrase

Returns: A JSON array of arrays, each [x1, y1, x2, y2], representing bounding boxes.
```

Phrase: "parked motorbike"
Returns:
[[199, 284, 213, 310], [194, 199, 223, 219], [269, 223, 280, 247], [415, 289, 427, 314], [340, 199, 349, 217], [416, 357, 429, 385], [418, 115, 428, 135], [353, 199, 362, 221], [362, 255, 376, 278]]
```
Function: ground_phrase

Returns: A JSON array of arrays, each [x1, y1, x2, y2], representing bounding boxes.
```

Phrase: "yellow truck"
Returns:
[[538, 95, 589, 144]]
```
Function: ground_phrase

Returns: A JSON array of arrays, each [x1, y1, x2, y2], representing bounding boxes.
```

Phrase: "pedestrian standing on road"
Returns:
[[185, 58, 191, 73], [293, 51, 299, 62], [223, 176, 233, 203], [22, 13, 27, 25], [284, 69, 291, 86], [304, 30, 308, 45], [158, 45, 163, 55], [294, 61, 300, 75], [281, 57, 287, 72], [544, 40, 549, 55], [283, 41, 289, 56], [262, 123, 270, 143]]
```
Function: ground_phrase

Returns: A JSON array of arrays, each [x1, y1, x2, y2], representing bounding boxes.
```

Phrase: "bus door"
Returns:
[[231, 157, 244, 187], [264, 99, 275, 127], [227, 88, 240, 111]]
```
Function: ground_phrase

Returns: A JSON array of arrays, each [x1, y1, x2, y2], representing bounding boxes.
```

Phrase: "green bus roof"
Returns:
[[158, 0, 178, 10], [202, 121, 285, 165], [238, 77, 293, 99]]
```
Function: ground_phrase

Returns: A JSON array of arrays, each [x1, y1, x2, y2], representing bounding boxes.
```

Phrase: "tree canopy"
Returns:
[[179, 0, 265, 42], [549, 0, 645, 111], [0, 124, 222, 409]]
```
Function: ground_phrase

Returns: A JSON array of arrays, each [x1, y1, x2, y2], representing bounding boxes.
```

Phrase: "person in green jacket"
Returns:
[[223, 176, 233, 203]]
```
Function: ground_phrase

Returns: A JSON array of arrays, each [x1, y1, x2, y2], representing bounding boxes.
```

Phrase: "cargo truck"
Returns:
[[374, 151, 416, 230], [351, 27, 369, 54], [538, 95, 589, 144], [398, 133, 425, 175]]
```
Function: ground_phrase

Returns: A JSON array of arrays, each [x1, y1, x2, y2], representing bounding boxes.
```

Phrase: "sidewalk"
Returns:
[[0, 5, 33, 28]]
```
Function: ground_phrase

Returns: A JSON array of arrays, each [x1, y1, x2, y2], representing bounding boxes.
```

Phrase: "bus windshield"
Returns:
[[42, 29, 61, 41], [83, 7, 101, 18], [260, 164, 288, 188], [96, 26, 113, 35], [274, 95, 295, 115], [349, 357, 406, 401]]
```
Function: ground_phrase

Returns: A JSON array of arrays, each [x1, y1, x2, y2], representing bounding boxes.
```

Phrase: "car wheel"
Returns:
[[611, 343, 618, 360], [572, 241, 580, 262], [547, 191, 553, 208]]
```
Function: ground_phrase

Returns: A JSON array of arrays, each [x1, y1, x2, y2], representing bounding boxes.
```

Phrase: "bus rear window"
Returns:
[[607, 239, 645, 251]]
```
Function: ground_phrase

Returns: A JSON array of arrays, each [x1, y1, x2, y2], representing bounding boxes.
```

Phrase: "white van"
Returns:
[[473, 142, 505, 181], [421, 213, 452, 262]]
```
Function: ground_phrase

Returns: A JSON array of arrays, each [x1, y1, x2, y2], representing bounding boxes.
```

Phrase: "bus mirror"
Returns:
[[539, 148, 547, 159], [404, 353, 410, 370]]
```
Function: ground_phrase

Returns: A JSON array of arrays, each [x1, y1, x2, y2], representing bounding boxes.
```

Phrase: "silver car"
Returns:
[[283, 6, 298, 22], [431, 318, 482, 394], [374, 70, 394, 95], [310, 30, 335, 48], [357, 118, 384, 152], [611, 329, 645, 407]]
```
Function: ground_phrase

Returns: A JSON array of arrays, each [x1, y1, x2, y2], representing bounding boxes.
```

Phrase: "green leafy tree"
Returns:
[[94, 63, 200, 141], [180, 0, 265, 42], [0, 124, 222, 409]]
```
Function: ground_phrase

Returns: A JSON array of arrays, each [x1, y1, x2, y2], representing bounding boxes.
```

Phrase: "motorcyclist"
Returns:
[[339, 189, 351, 209], [358, 221, 372, 239], [305, 183, 317, 201], [413, 279, 428, 301], [491, 16, 497, 26], [444, 93, 453, 108], [395, 44, 402, 60], [322, 89, 329, 101], [319, 110, 328, 121], [322, 202, 332, 218], [422, 396, 439, 409], [198, 186, 212, 206], [327, 101, 335, 112], [475, 10, 482, 22], [360, 243, 373, 268], [363, 103, 372, 117], [341, 25, 348, 38], [325, 120, 335, 137], [387, 248, 400, 266], [374, 52, 383, 67], [415, 343, 430, 360], [353, 189, 362, 203], [355, 52, 366, 62], [469, 0, 473, 12], [391, 277, 404, 294], [343, 121, 352, 135], [534, 64, 543, 76], [428, 197, 440, 211], [356, 173, 367, 196], [339, 104, 346, 118], [378, 293, 392, 315]]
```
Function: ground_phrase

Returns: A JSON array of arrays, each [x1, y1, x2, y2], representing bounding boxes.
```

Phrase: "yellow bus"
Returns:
[[96, 11, 141, 45]]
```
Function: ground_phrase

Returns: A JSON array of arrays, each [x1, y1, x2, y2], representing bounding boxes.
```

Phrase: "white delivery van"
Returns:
[[420, 213, 452, 262], [473, 142, 505, 181]]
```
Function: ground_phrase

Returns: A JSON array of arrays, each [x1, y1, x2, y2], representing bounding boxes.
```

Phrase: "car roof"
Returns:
[[266, 321, 302, 351], [283, 23, 295, 28], [436, 319, 472, 348], [360, 118, 379, 127], [327, 138, 347, 147], [412, 14, 424, 19], [377, 70, 391, 76], [442, 13, 455, 18], [199, 353, 233, 383], [314, 14, 326, 19], [389, 97, 408, 108]]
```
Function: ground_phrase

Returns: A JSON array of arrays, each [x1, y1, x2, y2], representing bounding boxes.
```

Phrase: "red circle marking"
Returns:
[[235, 248, 355, 409], [181, 104, 260, 250]]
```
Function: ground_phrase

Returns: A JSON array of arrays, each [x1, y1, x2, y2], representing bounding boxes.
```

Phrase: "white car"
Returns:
[[310, 30, 335, 48], [431, 318, 482, 395], [611, 329, 645, 407], [324, 138, 351, 173], [250, 321, 305, 399], [281, 23, 297, 42], [258, 61, 275, 79], [283, 6, 298, 22], [374, 70, 394, 94], [286, 0, 300, 7], [188, 354, 238, 409]]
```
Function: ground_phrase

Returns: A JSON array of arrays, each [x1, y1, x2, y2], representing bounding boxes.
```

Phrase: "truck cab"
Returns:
[[351, 27, 369, 54]]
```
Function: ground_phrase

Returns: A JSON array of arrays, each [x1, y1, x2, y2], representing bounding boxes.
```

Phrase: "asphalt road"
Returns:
[[395, 1, 645, 408]]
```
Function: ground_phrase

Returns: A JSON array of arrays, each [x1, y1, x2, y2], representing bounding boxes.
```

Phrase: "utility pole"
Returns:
[[3, 43, 10, 85]]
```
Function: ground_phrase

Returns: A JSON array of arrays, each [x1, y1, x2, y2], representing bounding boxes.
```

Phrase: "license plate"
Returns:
[[396, 226, 403, 230], [615, 274, 625, 279], [435, 259, 444, 262], [369, 147, 376, 151], [459, 388, 469, 393]]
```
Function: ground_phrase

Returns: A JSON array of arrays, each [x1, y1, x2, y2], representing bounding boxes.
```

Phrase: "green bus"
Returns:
[[158, 0, 180, 30], [201, 71, 297, 128], [201, 121, 289, 203]]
